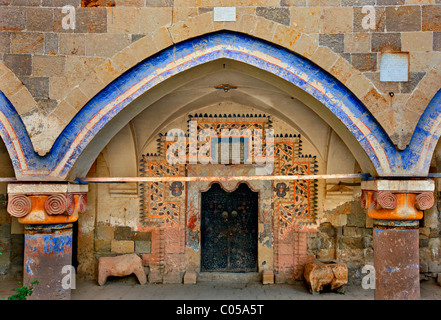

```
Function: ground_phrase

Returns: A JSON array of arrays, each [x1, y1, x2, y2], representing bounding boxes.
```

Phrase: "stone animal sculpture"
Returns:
[[304, 259, 348, 294], [98, 253, 147, 286]]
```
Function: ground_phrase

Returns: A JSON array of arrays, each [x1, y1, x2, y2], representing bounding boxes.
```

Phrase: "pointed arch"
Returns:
[[0, 32, 400, 180]]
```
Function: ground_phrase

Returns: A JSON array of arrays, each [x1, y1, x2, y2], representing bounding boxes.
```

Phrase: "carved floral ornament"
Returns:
[[7, 193, 88, 218], [361, 190, 434, 211]]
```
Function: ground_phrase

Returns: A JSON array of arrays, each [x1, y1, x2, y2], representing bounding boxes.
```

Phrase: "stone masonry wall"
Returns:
[[310, 193, 441, 286], [308, 200, 374, 285], [0, 1, 440, 155]]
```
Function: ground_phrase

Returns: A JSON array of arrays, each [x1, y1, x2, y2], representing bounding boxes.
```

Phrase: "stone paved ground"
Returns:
[[2, 277, 441, 300]]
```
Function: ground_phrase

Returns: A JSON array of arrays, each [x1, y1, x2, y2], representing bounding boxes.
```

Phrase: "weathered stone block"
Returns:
[[33, 55, 65, 77], [344, 32, 370, 53], [163, 272, 182, 284], [95, 240, 111, 252], [429, 261, 441, 273], [134, 240, 151, 254], [0, 32, 10, 53], [322, 7, 352, 34], [4, 54, 32, 76], [353, 6, 385, 33], [346, 213, 366, 227], [0, 7, 26, 31], [433, 32, 441, 51], [400, 71, 425, 94], [340, 237, 364, 249], [116, 0, 144, 6], [42, 0, 81, 6], [341, 0, 375, 5], [376, 0, 404, 4], [148, 270, 162, 283], [85, 33, 131, 57], [351, 53, 377, 72], [419, 227, 431, 238], [132, 231, 152, 241], [256, 7, 290, 26], [319, 33, 344, 53], [111, 240, 134, 253], [262, 270, 274, 284], [304, 259, 348, 294], [44, 33, 58, 55], [343, 226, 364, 237], [371, 33, 401, 52], [26, 7, 54, 32], [53, 8, 74, 33], [291, 7, 322, 34], [402, 32, 432, 52], [98, 253, 146, 285], [139, 7, 173, 34], [114, 226, 132, 240], [184, 271, 197, 284], [59, 34, 86, 56], [107, 7, 141, 34], [145, 0, 173, 6], [96, 225, 114, 241], [22, 77, 49, 99], [9, 0, 39, 5], [308, 0, 339, 5], [386, 5, 421, 32], [281, 0, 306, 5], [11, 32, 44, 54], [422, 5, 441, 31], [75, 8, 107, 33]]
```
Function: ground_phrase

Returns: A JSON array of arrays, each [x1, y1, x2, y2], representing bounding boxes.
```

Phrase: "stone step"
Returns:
[[197, 272, 261, 283]]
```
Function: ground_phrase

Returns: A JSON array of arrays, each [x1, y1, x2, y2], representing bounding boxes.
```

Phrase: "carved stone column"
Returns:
[[361, 180, 434, 300], [7, 183, 88, 300]]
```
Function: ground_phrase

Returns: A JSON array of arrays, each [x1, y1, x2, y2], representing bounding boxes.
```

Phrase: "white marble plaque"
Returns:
[[380, 53, 409, 82], [213, 7, 236, 22]]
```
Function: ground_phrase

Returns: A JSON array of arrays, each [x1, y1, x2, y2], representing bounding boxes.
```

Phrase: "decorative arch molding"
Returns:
[[0, 31, 401, 180], [404, 89, 441, 176], [52, 13, 391, 151]]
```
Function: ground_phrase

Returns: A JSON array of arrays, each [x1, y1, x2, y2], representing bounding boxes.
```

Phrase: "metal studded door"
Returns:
[[201, 183, 258, 272]]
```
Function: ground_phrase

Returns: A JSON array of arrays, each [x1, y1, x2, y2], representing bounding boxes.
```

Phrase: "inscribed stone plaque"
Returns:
[[213, 7, 236, 22], [380, 53, 409, 82]]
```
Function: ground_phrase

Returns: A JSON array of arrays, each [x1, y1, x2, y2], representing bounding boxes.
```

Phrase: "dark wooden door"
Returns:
[[201, 183, 258, 272]]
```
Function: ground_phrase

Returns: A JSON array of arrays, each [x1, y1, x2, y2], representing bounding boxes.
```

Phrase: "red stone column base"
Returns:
[[373, 220, 420, 300]]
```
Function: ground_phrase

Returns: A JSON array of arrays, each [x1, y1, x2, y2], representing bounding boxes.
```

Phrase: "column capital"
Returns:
[[361, 179, 435, 221], [6, 183, 88, 224]]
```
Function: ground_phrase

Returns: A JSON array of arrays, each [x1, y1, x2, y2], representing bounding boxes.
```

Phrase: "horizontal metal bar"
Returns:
[[78, 173, 371, 183], [0, 178, 18, 182], [0, 172, 438, 183]]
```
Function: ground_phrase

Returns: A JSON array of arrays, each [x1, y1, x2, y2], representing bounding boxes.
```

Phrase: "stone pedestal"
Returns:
[[7, 183, 88, 300], [361, 179, 434, 300], [184, 271, 197, 284], [262, 270, 274, 285]]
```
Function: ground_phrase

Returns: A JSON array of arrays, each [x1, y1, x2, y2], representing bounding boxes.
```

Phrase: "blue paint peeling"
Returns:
[[25, 232, 72, 254], [25, 257, 35, 275]]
